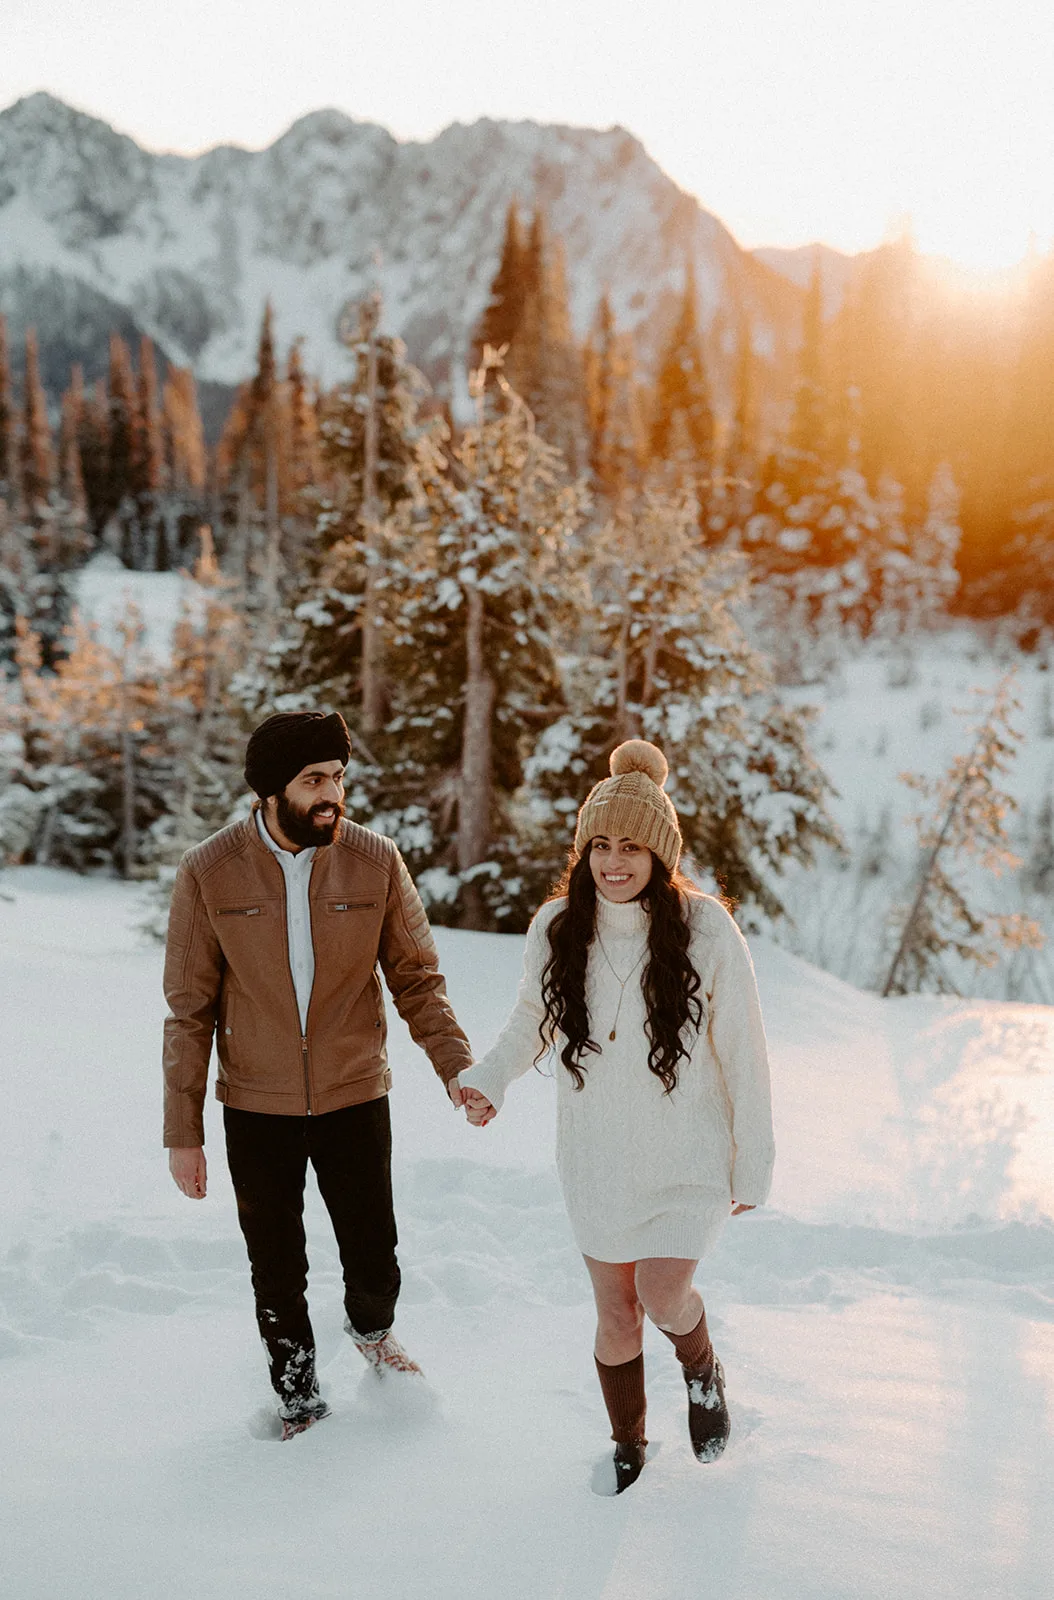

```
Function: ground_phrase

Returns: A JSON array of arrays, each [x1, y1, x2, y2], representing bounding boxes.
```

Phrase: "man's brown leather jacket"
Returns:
[[162, 813, 472, 1146]]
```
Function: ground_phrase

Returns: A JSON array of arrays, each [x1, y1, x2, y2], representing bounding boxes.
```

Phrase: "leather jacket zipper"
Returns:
[[301, 1034, 311, 1116]]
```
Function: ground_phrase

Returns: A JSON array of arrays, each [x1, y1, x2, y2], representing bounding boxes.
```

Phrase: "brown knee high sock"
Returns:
[[594, 1352, 647, 1445], [659, 1307, 714, 1377]]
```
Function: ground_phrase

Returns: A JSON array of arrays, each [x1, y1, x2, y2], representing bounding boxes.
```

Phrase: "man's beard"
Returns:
[[274, 792, 345, 848]]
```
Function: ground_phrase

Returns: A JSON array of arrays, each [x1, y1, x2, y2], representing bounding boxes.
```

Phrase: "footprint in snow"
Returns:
[[246, 1406, 285, 1442], [730, 1402, 764, 1442]]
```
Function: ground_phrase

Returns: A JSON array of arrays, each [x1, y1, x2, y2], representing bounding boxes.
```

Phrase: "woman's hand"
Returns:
[[731, 1202, 756, 1216], [462, 1087, 496, 1127]]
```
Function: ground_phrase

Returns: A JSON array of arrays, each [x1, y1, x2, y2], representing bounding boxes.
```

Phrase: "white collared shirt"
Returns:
[[256, 808, 316, 1033]]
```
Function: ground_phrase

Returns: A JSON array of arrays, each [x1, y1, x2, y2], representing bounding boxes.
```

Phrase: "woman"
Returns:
[[458, 740, 774, 1493]]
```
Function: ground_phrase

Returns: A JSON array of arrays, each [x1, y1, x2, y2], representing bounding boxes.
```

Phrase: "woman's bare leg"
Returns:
[[634, 1257, 702, 1337], [583, 1255, 644, 1364]]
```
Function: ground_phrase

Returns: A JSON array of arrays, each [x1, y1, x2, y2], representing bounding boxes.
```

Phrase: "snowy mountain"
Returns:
[[0, 91, 802, 402]]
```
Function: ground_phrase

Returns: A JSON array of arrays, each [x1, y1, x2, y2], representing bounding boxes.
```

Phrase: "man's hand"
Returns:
[[462, 1087, 495, 1127], [731, 1202, 756, 1216], [169, 1146, 207, 1199], [446, 1078, 466, 1108]]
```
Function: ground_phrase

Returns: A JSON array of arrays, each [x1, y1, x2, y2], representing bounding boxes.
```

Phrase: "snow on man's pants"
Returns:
[[224, 1099, 401, 1418]]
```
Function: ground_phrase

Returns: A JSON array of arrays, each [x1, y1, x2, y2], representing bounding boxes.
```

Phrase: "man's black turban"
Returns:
[[244, 711, 352, 799]]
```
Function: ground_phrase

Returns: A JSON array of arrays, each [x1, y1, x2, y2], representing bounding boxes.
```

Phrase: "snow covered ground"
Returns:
[[72, 551, 206, 662], [2, 867, 1053, 1599]]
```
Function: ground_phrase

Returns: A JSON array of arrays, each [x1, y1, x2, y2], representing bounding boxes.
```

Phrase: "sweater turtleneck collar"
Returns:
[[594, 892, 648, 936]]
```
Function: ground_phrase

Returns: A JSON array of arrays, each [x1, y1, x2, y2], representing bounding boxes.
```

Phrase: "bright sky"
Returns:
[[6, 0, 1054, 271]]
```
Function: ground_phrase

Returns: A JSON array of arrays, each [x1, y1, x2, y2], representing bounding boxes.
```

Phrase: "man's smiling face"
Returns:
[[270, 759, 347, 849]]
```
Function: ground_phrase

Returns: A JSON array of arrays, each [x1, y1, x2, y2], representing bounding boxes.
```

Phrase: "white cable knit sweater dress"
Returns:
[[459, 892, 775, 1263]]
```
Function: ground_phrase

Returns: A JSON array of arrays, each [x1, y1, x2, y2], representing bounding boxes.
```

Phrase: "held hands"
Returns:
[[462, 1087, 495, 1126], [169, 1146, 207, 1199], [454, 1084, 496, 1127], [446, 1074, 496, 1127], [463, 1086, 495, 1126]]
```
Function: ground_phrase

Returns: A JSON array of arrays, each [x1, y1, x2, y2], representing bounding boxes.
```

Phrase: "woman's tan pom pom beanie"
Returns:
[[574, 739, 682, 873]]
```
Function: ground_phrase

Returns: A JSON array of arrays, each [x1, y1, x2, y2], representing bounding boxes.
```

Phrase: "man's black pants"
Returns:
[[224, 1098, 401, 1419]]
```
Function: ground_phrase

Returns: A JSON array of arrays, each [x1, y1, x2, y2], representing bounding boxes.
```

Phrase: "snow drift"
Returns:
[[1, 868, 1051, 1598]]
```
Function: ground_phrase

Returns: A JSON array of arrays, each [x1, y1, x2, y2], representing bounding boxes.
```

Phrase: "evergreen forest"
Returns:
[[2, 207, 1052, 965]]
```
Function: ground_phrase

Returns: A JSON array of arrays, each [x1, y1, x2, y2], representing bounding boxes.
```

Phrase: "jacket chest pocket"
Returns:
[[211, 899, 280, 958], [325, 900, 379, 913]]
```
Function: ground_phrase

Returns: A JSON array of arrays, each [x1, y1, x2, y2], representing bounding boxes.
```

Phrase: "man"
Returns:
[[163, 710, 472, 1438]]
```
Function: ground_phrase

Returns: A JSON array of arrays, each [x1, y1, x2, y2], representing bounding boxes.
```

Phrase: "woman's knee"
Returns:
[[596, 1292, 644, 1339], [635, 1266, 696, 1330]]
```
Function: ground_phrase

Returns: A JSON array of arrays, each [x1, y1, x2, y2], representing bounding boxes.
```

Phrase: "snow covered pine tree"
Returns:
[[528, 487, 841, 921], [351, 357, 584, 930]]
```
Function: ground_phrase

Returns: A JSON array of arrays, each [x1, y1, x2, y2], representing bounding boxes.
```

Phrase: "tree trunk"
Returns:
[[235, 464, 253, 598], [360, 301, 384, 733], [118, 669, 138, 880], [614, 607, 632, 741], [119, 501, 137, 571], [34, 728, 68, 864], [155, 501, 170, 572], [458, 584, 495, 929], [641, 622, 659, 708], [179, 650, 218, 845], [260, 404, 282, 634]]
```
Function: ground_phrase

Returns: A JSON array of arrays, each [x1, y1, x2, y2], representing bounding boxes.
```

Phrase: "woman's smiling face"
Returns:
[[588, 835, 654, 902]]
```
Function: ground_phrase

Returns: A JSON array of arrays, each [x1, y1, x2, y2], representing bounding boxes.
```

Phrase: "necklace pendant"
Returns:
[[609, 1029, 617, 1041]]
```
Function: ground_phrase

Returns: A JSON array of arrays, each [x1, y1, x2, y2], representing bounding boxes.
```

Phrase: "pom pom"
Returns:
[[609, 739, 668, 787]]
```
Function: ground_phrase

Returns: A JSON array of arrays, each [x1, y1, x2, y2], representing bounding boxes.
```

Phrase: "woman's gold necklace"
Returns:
[[594, 931, 646, 1042]]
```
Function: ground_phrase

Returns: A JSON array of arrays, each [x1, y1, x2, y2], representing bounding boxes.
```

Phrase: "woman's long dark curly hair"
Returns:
[[538, 848, 703, 1094]]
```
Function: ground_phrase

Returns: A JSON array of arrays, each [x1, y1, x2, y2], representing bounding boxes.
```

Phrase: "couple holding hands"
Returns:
[[164, 711, 773, 1490]]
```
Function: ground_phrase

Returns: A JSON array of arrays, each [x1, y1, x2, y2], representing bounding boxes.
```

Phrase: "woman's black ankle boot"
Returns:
[[685, 1354, 730, 1462], [613, 1438, 647, 1493]]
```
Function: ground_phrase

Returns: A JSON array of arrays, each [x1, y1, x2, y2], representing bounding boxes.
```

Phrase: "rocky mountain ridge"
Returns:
[[0, 92, 804, 412]]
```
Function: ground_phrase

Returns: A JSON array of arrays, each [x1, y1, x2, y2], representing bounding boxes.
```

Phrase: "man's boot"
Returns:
[[280, 1398, 330, 1441], [346, 1321, 424, 1378]]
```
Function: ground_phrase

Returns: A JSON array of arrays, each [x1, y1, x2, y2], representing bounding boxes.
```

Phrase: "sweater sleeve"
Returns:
[[457, 904, 556, 1112], [705, 902, 775, 1207]]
